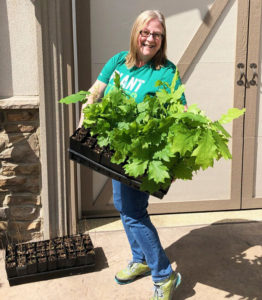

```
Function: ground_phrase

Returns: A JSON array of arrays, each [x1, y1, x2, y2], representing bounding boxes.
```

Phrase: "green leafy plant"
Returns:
[[59, 90, 90, 104], [60, 71, 245, 194]]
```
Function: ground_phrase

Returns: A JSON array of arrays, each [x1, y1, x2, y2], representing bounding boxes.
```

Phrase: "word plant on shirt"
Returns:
[[109, 71, 145, 93], [60, 72, 245, 194]]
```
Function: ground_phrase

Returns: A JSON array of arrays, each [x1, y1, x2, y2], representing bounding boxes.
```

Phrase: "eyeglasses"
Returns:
[[139, 30, 164, 40]]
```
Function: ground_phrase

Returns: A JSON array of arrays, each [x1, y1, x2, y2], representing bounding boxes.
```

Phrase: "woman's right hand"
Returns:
[[77, 102, 88, 129], [77, 91, 96, 129], [77, 80, 107, 129]]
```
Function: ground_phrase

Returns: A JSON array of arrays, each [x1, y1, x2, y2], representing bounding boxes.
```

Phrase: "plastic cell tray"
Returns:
[[5, 234, 95, 286], [69, 141, 169, 199]]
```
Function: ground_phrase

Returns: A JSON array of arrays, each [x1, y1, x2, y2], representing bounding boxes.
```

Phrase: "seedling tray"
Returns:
[[5, 233, 95, 286], [69, 128, 169, 199]]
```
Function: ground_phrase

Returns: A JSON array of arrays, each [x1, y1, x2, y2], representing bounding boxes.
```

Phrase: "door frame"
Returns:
[[241, 0, 262, 209], [35, 0, 78, 237]]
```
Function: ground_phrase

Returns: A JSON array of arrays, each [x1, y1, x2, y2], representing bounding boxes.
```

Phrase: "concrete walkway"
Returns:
[[1, 209, 262, 299]]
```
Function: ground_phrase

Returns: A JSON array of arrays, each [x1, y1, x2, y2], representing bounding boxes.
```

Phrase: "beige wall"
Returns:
[[0, 0, 38, 97]]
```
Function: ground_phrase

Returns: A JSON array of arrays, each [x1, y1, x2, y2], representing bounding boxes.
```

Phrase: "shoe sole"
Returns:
[[115, 270, 151, 285], [174, 272, 182, 289]]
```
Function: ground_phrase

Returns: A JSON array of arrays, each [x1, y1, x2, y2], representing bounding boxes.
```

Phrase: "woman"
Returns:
[[78, 10, 186, 300]]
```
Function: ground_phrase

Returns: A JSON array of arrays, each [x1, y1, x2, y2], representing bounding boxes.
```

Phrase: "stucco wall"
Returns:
[[0, 0, 38, 97]]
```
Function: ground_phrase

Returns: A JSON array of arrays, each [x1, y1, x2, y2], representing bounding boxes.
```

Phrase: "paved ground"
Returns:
[[1, 211, 262, 299]]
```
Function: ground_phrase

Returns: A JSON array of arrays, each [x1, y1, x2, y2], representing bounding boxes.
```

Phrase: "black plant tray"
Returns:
[[69, 128, 169, 199], [5, 233, 95, 286]]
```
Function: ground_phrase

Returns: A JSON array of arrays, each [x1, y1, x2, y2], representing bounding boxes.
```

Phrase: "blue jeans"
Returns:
[[112, 179, 173, 282]]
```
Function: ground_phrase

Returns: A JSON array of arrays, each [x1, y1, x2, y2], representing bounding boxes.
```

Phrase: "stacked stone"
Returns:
[[0, 108, 42, 243]]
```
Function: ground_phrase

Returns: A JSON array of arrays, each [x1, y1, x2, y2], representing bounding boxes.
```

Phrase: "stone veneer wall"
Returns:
[[0, 101, 42, 244]]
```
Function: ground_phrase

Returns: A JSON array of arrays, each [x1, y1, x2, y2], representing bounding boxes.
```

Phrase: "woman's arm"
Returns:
[[77, 80, 107, 128]]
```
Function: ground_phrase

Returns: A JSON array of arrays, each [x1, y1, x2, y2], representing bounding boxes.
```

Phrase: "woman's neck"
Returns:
[[136, 60, 146, 68], [136, 54, 150, 68]]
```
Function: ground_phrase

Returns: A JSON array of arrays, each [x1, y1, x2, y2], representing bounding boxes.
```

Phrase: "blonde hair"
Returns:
[[126, 10, 167, 70]]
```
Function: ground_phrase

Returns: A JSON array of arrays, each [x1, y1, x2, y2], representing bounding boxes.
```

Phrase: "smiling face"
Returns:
[[137, 18, 164, 65]]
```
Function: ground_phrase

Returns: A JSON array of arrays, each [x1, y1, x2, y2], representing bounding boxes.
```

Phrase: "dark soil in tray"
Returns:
[[5, 233, 95, 283], [100, 147, 126, 174], [71, 127, 90, 142]]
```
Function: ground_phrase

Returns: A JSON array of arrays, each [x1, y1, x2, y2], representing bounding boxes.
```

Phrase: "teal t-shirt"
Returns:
[[97, 51, 186, 105]]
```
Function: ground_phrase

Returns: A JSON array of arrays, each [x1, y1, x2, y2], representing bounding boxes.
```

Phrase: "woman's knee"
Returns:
[[121, 209, 149, 225], [112, 180, 149, 214]]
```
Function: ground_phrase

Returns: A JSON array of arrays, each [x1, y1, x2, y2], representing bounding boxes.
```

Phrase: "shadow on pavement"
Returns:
[[165, 220, 262, 300], [94, 246, 109, 271]]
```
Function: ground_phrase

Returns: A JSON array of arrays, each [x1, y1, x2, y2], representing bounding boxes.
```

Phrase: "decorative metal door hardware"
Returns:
[[237, 63, 248, 86], [249, 63, 258, 86]]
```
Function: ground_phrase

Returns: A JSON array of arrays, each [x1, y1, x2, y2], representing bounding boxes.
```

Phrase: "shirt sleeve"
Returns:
[[97, 51, 127, 84]]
